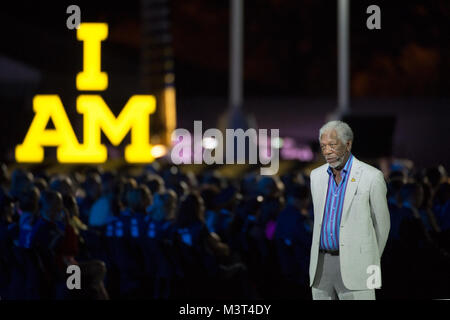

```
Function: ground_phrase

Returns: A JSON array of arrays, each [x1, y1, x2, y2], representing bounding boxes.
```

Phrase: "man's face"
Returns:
[[320, 130, 351, 169]]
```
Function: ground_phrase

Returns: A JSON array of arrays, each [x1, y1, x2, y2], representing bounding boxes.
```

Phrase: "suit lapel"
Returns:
[[341, 157, 362, 224], [317, 167, 330, 226]]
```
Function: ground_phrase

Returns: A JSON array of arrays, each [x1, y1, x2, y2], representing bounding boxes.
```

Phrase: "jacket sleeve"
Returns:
[[369, 171, 391, 256]]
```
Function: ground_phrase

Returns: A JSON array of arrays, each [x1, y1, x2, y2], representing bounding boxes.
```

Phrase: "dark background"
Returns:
[[0, 0, 449, 168]]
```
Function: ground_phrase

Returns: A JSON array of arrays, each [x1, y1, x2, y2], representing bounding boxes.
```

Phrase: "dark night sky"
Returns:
[[1, 0, 449, 98]]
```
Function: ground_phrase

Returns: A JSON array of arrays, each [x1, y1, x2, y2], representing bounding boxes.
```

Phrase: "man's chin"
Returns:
[[328, 160, 342, 168]]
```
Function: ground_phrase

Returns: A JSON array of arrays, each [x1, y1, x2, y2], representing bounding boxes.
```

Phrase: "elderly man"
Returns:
[[309, 120, 390, 300]]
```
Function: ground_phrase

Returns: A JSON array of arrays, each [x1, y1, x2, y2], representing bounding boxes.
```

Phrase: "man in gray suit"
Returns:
[[309, 120, 390, 300]]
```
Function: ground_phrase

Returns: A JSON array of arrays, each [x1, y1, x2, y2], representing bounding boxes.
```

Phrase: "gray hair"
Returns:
[[319, 120, 354, 144]]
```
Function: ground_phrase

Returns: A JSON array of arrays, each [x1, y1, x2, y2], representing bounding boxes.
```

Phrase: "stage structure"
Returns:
[[140, 0, 177, 147]]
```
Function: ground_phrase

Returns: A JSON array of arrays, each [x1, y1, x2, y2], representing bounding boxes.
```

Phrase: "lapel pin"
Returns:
[[351, 178, 356, 182]]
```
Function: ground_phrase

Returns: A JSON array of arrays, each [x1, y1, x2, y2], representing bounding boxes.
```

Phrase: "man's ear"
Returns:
[[346, 140, 353, 152]]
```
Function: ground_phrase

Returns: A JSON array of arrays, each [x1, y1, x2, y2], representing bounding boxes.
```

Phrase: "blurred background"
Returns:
[[0, 0, 449, 300], [0, 0, 449, 170]]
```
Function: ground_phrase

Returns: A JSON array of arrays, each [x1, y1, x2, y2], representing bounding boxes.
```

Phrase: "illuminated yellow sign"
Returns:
[[76, 23, 109, 91], [16, 23, 159, 163]]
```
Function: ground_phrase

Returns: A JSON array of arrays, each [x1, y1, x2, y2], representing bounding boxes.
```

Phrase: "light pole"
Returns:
[[331, 0, 350, 120], [229, 0, 244, 111]]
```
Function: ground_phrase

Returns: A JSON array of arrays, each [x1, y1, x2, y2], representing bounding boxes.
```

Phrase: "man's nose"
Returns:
[[323, 147, 332, 155]]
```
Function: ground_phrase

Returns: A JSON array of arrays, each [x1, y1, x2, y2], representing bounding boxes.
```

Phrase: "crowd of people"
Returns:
[[0, 160, 449, 300]]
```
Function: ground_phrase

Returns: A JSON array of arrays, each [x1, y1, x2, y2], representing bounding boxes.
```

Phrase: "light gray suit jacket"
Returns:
[[309, 156, 390, 290]]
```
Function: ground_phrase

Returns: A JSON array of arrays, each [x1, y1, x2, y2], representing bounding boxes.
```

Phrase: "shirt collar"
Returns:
[[327, 153, 353, 176]]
